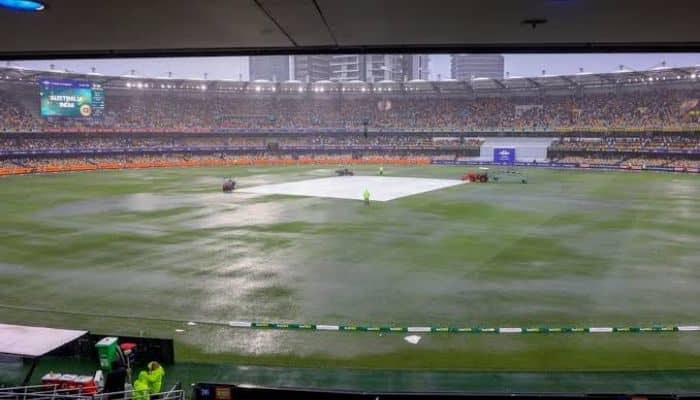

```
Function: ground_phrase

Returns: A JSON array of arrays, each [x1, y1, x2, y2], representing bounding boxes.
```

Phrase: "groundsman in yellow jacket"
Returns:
[[145, 362, 165, 393]]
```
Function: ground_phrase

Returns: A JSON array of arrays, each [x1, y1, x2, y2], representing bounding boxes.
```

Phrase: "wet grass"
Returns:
[[1, 165, 700, 370], [173, 332, 700, 371]]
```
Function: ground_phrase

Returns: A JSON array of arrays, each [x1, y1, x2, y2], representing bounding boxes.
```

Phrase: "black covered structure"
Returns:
[[193, 383, 700, 400]]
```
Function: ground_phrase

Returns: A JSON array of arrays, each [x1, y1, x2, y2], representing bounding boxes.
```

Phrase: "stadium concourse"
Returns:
[[1, 64, 700, 174]]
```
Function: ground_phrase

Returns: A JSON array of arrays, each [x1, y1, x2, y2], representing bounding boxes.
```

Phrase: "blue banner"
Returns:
[[493, 148, 515, 163]]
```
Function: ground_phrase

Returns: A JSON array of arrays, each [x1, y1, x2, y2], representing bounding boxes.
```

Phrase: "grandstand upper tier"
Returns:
[[1, 65, 700, 134]]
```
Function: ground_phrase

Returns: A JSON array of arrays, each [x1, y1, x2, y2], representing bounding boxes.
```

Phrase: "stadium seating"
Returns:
[[2, 71, 700, 173], [1, 86, 700, 133]]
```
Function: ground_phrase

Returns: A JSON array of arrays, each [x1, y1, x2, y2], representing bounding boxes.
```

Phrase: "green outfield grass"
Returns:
[[1, 165, 700, 371]]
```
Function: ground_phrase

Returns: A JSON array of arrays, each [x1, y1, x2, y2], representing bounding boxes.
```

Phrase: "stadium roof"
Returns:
[[2, 64, 699, 95], [0, 0, 699, 59]]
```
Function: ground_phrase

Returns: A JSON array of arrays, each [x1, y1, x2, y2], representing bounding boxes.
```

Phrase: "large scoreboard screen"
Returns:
[[40, 79, 104, 118]]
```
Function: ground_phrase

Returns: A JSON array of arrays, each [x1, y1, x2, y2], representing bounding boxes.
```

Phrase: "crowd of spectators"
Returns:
[[3, 84, 700, 170], [550, 136, 700, 153], [0, 152, 432, 171], [0, 133, 481, 152], [1, 87, 700, 132], [549, 136, 700, 167], [553, 154, 700, 168], [0, 93, 37, 132], [554, 156, 624, 164]]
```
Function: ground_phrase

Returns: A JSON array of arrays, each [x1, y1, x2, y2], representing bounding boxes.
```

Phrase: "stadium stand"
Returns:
[[1, 65, 700, 173]]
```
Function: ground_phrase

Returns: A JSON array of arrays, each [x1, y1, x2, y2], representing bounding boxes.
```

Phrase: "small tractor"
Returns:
[[462, 167, 528, 184], [462, 171, 489, 183], [462, 167, 490, 183]]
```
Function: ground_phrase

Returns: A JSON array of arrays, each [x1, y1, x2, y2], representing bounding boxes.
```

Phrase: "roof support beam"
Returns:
[[559, 75, 577, 87], [525, 78, 541, 88], [599, 74, 618, 85], [492, 79, 506, 89]]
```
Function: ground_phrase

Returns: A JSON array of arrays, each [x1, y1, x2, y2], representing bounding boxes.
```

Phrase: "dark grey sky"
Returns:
[[9, 53, 699, 81]]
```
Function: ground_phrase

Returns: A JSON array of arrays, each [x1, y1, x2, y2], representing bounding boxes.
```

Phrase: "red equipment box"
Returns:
[[42, 373, 97, 394]]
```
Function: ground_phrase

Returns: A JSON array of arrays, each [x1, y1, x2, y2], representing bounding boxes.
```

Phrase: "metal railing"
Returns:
[[0, 384, 184, 400]]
